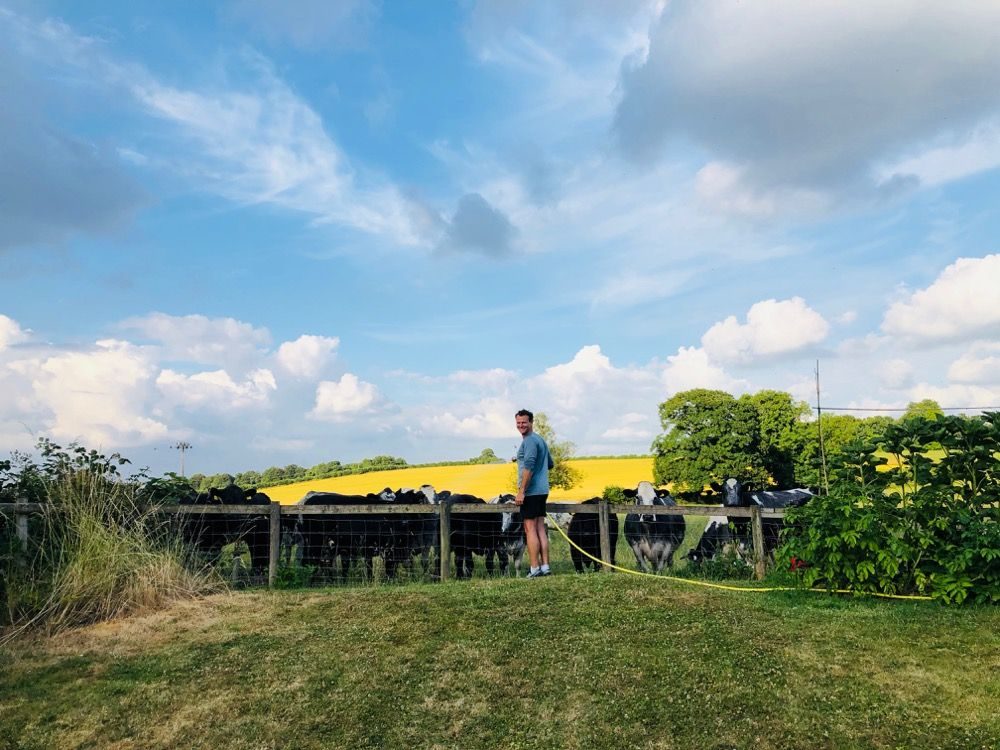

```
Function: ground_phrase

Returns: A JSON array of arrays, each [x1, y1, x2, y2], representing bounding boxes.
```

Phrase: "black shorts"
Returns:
[[520, 494, 548, 520]]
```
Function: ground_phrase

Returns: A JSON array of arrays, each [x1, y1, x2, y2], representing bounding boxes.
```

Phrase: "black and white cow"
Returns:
[[686, 478, 812, 564], [295, 488, 403, 581], [623, 481, 686, 573], [487, 493, 526, 577], [566, 497, 618, 573]]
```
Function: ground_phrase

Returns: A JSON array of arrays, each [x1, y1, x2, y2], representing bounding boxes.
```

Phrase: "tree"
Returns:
[[514, 412, 581, 491], [743, 390, 810, 488], [470, 448, 501, 464], [793, 414, 894, 489], [651, 389, 766, 492], [902, 399, 944, 422]]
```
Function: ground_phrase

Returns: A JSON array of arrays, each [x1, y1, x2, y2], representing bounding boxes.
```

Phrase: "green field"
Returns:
[[2, 577, 997, 750]]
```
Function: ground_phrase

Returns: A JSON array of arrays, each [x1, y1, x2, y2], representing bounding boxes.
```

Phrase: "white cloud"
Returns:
[[0, 314, 28, 350], [947, 344, 1000, 385], [908, 382, 1000, 411], [5, 11, 427, 249], [275, 334, 339, 379], [26, 339, 170, 446], [435, 397, 517, 439], [878, 359, 914, 390], [157, 368, 277, 411], [600, 412, 655, 442], [701, 297, 829, 364], [881, 254, 1000, 344], [661, 346, 748, 394], [310, 373, 381, 420], [121, 312, 271, 368], [879, 121, 1000, 188]]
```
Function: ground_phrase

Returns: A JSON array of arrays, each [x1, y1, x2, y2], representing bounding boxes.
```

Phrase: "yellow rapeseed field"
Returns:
[[262, 457, 657, 504]]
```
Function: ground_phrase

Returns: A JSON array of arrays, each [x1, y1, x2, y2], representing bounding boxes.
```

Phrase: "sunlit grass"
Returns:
[[1, 579, 997, 749]]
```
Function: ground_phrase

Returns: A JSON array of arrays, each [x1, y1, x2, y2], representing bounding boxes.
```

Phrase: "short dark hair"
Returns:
[[515, 409, 534, 422]]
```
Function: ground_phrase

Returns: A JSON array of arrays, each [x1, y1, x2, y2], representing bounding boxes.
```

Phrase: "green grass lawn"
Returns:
[[1, 575, 997, 750]]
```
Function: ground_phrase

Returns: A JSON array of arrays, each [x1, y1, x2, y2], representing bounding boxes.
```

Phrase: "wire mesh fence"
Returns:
[[2, 491, 803, 589]]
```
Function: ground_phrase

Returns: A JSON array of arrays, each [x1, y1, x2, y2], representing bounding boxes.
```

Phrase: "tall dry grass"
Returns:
[[3, 471, 222, 639]]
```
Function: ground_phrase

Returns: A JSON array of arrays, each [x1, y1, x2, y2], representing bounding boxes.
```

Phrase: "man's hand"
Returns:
[[515, 492, 524, 506]]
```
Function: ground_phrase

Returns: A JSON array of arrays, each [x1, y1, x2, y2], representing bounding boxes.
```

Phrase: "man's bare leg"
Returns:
[[524, 517, 541, 570], [535, 518, 549, 567]]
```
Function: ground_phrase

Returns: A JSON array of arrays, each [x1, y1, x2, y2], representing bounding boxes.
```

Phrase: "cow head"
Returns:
[[488, 493, 517, 533], [378, 487, 396, 503], [722, 478, 746, 508], [417, 484, 438, 505]]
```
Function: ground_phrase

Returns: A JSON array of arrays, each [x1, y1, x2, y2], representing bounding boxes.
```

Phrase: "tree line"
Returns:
[[652, 389, 950, 494]]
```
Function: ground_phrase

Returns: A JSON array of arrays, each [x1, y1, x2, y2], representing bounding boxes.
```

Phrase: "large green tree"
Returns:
[[651, 389, 766, 492], [902, 399, 944, 421], [743, 390, 810, 488]]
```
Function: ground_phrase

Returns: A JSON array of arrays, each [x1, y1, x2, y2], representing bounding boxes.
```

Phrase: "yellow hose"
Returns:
[[545, 513, 934, 601]]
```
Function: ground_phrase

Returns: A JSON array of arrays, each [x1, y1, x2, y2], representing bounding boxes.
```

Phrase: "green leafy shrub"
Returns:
[[777, 413, 1000, 604], [2, 440, 222, 634], [602, 485, 626, 503]]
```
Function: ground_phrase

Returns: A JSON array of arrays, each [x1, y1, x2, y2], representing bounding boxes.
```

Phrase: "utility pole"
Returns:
[[171, 442, 193, 476], [815, 361, 829, 496]]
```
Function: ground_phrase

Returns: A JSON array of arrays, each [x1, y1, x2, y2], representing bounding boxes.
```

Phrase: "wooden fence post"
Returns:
[[438, 502, 451, 582], [750, 506, 766, 581], [15, 496, 29, 552], [598, 500, 613, 572], [268, 501, 281, 589]]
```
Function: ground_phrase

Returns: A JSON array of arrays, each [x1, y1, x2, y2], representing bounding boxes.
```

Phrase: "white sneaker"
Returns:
[[526, 569, 544, 578]]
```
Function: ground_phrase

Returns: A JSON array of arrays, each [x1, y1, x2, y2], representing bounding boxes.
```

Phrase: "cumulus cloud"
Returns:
[[435, 397, 518, 440], [121, 313, 271, 368], [701, 298, 829, 364], [878, 359, 915, 390], [23, 339, 169, 446], [615, 1, 1000, 206], [157, 368, 277, 411], [0, 314, 28, 350], [947, 344, 1000, 385], [661, 346, 748, 395], [275, 334, 339, 379], [600, 412, 655, 442], [881, 255, 1000, 344], [441, 193, 517, 257], [310, 373, 381, 420]]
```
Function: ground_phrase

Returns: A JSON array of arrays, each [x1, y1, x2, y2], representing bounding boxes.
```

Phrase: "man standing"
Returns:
[[514, 409, 555, 578]]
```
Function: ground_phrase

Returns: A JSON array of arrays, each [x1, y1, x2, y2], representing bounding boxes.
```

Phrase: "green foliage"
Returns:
[[651, 389, 769, 491], [602, 485, 626, 503], [469, 448, 501, 464], [526, 412, 581, 491], [902, 399, 944, 421], [778, 412, 1000, 604], [793, 414, 894, 489], [745, 390, 810, 487]]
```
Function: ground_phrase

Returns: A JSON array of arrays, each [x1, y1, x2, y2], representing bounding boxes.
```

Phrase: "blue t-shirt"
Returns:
[[517, 432, 553, 495]]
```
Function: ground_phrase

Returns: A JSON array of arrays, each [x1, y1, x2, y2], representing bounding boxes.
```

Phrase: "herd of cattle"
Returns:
[[175, 480, 812, 581]]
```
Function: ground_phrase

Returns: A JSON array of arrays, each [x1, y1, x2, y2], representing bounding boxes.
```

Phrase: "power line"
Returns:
[[816, 406, 1000, 412]]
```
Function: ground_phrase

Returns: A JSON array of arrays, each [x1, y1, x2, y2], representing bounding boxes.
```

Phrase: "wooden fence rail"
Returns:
[[1, 501, 787, 586]]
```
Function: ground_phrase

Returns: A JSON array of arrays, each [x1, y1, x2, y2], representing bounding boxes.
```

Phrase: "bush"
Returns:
[[2, 441, 222, 635], [777, 413, 1000, 604]]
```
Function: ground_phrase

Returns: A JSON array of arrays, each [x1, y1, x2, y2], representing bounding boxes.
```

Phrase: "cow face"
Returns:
[[722, 478, 745, 508]]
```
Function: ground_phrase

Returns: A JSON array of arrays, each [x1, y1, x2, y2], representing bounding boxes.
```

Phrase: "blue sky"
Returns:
[[2, 0, 999, 477]]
